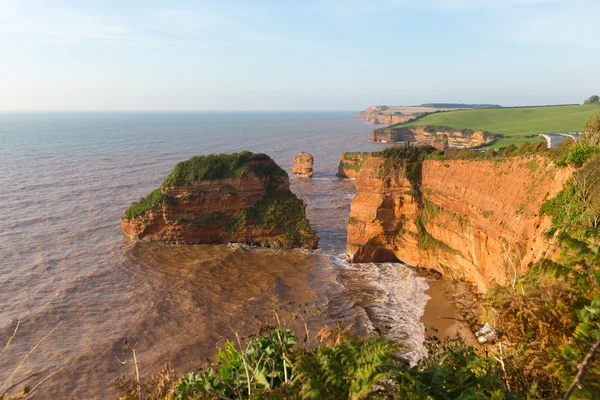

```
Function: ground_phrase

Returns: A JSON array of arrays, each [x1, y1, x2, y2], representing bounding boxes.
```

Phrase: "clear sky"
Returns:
[[1, 0, 598, 110]]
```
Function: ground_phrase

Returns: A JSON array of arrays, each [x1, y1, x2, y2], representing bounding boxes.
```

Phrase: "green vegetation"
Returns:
[[162, 151, 286, 187], [124, 188, 174, 220], [118, 120, 600, 398], [561, 112, 600, 167], [423, 138, 576, 165], [421, 103, 503, 109], [119, 327, 521, 399], [421, 125, 481, 135], [482, 158, 600, 397], [224, 189, 314, 247], [542, 154, 600, 235], [373, 143, 437, 188], [384, 104, 598, 149], [480, 136, 546, 149], [341, 152, 370, 174], [392, 104, 598, 138], [412, 215, 461, 255], [182, 212, 227, 230], [481, 120, 600, 397], [123, 152, 288, 221], [584, 95, 600, 105]]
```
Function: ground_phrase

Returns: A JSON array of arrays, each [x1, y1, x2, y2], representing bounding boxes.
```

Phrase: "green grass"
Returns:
[[391, 104, 599, 138], [479, 137, 545, 150], [162, 151, 286, 187], [124, 188, 174, 219]]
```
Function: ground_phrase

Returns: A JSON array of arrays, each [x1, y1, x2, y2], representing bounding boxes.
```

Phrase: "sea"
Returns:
[[0, 111, 430, 398]]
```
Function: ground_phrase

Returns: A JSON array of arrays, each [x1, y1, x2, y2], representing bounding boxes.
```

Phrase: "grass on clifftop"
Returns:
[[390, 104, 599, 138], [162, 151, 287, 187]]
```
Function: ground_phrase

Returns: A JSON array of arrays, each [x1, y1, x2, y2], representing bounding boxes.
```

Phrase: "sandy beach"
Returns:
[[419, 271, 480, 346]]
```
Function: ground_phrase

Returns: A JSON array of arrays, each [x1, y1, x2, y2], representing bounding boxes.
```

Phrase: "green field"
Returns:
[[391, 104, 599, 148]]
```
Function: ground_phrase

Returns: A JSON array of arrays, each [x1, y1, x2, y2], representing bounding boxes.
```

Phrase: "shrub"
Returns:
[[224, 189, 314, 246], [124, 188, 174, 220], [162, 152, 286, 187]]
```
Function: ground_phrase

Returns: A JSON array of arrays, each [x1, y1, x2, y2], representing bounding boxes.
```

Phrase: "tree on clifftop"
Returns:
[[584, 95, 600, 105]]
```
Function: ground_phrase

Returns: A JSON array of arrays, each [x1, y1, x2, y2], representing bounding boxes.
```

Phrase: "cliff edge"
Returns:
[[122, 152, 319, 249], [337, 152, 370, 179], [358, 106, 417, 125], [346, 146, 574, 291]]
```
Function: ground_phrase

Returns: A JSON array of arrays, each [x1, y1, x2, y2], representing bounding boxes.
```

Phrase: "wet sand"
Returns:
[[419, 271, 479, 346]]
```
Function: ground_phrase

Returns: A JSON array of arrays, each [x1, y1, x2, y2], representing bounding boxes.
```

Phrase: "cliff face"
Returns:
[[346, 155, 573, 291], [292, 152, 314, 177], [371, 126, 495, 149], [358, 106, 417, 125], [122, 152, 318, 249], [337, 152, 370, 179]]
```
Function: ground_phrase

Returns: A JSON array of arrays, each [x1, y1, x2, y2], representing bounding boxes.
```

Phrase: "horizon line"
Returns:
[[0, 109, 361, 113]]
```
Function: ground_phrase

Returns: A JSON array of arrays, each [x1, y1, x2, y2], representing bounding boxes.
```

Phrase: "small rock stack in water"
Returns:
[[292, 152, 314, 178]]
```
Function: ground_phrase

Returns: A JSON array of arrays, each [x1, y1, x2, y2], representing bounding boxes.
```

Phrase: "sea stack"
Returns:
[[121, 151, 319, 249], [292, 152, 314, 177]]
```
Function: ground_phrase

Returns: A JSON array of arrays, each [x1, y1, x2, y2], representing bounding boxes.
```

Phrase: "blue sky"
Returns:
[[0, 0, 598, 110]]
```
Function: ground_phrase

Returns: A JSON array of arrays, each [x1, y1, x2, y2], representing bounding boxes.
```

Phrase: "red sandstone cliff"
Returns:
[[337, 152, 370, 179], [292, 152, 314, 177], [346, 155, 573, 292], [371, 126, 495, 149], [122, 153, 318, 249], [358, 106, 417, 125]]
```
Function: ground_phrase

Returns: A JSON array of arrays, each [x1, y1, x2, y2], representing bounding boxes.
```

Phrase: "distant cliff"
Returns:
[[122, 152, 318, 249], [358, 106, 418, 125], [371, 125, 496, 149], [346, 147, 573, 291]]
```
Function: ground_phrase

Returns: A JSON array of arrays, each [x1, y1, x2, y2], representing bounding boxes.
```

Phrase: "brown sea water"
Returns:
[[0, 112, 430, 398]]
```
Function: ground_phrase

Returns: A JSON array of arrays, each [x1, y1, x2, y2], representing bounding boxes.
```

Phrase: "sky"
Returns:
[[0, 0, 598, 110]]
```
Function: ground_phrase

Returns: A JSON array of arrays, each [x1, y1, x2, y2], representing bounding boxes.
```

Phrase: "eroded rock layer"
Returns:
[[346, 154, 573, 291], [122, 152, 318, 249], [371, 126, 496, 149]]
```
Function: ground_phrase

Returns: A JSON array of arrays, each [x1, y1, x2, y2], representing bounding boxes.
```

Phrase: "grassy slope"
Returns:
[[393, 104, 599, 137]]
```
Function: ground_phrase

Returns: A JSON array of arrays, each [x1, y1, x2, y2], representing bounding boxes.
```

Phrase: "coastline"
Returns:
[[418, 270, 480, 346]]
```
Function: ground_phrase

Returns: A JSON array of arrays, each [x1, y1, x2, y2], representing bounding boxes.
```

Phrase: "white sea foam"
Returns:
[[326, 253, 430, 365]]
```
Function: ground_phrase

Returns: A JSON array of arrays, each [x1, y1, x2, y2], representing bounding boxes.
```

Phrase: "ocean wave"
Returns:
[[325, 253, 429, 365]]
